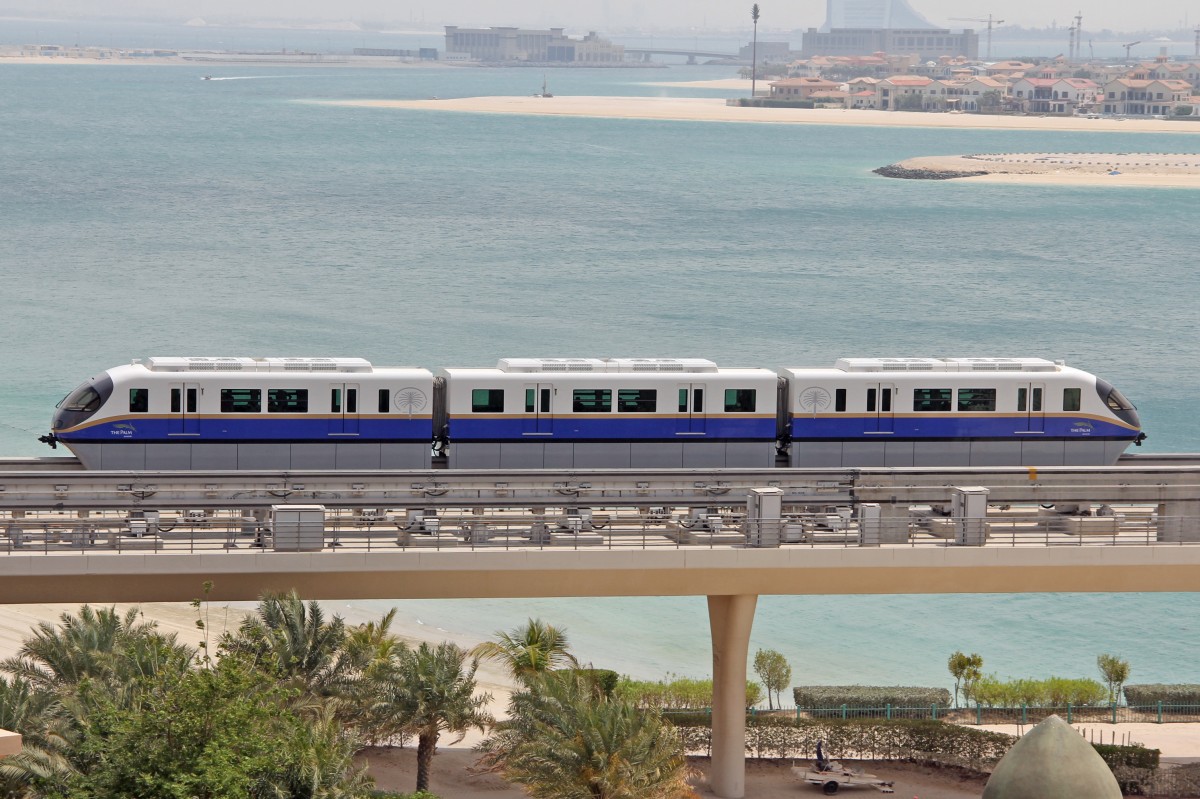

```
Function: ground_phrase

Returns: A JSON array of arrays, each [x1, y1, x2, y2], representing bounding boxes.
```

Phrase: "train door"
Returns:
[[676, 384, 706, 435], [168, 383, 199, 435], [866, 383, 894, 433], [1018, 383, 1045, 433], [329, 383, 360, 435], [523, 383, 554, 435]]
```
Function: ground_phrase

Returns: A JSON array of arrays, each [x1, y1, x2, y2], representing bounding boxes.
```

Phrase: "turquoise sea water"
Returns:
[[3, 62, 1200, 691]]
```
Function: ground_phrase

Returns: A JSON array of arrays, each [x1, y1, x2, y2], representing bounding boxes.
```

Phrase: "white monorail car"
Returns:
[[45, 357, 435, 470], [442, 358, 780, 469], [784, 358, 1142, 467]]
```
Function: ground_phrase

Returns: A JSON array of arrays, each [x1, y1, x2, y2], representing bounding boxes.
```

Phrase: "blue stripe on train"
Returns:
[[448, 416, 777, 440], [60, 417, 433, 442], [789, 416, 1137, 439]]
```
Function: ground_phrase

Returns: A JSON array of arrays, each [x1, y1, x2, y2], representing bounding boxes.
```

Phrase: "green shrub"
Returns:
[[792, 685, 951, 711], [617, 675, 763, 710], [571, 668, 619, 698], [968, 676, 1106, 707]]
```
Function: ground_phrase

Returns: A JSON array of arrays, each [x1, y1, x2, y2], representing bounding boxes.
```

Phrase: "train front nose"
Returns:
[[1095, 378, 1141, 441], [42, 374, 115, 448]]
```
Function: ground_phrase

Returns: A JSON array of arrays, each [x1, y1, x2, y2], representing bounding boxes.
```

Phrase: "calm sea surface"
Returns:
[[2, 59, 1200, 690]]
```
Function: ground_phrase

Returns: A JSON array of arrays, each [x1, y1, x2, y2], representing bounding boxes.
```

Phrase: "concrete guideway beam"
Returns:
[[5, 545, 1200, 604], [708, 594, 757, 799]]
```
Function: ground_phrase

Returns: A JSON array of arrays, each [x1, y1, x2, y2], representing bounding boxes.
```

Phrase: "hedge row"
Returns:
[[665, 716, 1011, 764], [793, 685, 952, 710], [663, 715, 1158, 778], [1124, 684, 1200, 707]]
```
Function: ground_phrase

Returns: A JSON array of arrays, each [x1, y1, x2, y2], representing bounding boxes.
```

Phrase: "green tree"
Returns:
[[55, 651, 372, 799], [391, 642, 492, 793], [480, 671, 691, 799], [222, 591, 350, 693], [948, 651, 983, 708], [1097, 653, 1131, 705], [752, 649, 791, 710], [471, 619, 578, 683], [2, 605, 193, 695]]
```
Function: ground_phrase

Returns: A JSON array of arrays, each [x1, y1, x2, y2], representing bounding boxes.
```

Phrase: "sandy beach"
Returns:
[[325, 94, 1200, 136]]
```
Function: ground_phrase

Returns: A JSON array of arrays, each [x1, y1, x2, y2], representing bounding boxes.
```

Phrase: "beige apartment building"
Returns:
[[443, 26, 624, 63]]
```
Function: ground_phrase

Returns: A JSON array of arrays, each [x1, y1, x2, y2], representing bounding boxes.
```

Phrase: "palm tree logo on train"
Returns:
[[798, 387, 831, 417], [395, 387, 428, 416], [750, 4, 760, 100]]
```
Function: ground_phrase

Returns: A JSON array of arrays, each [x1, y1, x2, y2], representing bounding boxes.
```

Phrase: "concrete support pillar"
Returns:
[[708, 594, 757, 799], [1157, 502, 1199, 542]]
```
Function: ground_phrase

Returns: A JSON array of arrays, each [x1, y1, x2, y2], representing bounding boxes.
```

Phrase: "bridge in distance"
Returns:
[[623, 47, 738, 63], [2, 459, 1200, 797]]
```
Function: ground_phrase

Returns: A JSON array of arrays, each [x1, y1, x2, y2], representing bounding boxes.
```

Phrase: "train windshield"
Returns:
[[59, 384, 103, 413], [1105, 387, 1135, 411]]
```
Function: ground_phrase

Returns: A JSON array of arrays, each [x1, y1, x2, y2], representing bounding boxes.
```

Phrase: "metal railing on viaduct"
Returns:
[[2, 461, 1200, 799]]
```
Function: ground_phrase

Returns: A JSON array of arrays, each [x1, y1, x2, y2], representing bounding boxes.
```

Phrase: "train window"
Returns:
[[172, 388, 197, 413], [471, 389, 504, 413], [378, 389, 390, 413], [724, 389, 756, 412], [1105, 387, 1134, 411], [835, 389, 846, 412], [62, 386, 102, 413], [618, 389, 657, 413], [913, 388, 952, 412], [867, 388, 876, 412], [220, 388, 261, 413], [678, 389, 688, 412], [1063, 388, 1082, 412], [347, 389, 357, 413], [573, 389, 611, 412], [525, 388, 552, 413], [957, 388, 996, 412], [129, 388, 149, 413], [268, 389, 308, 413], [526, 389, 535, 412]]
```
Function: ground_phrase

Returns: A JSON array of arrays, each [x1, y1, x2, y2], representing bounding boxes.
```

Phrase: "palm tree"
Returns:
[[751, 4, 761, 99], [471, 618, 578, 683], [1, 605, 189, 693], [222, 591, 349, 693], [0, 606, 194, 796], [391, 642, 492, 793], [480, 671, 691, 799]]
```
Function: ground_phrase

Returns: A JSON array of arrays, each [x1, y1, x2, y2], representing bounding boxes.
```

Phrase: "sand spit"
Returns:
[[878, 152, 1200, 187]]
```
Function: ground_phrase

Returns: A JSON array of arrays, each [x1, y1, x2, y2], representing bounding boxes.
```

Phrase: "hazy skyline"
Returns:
[[4, 0, 1196, 36]]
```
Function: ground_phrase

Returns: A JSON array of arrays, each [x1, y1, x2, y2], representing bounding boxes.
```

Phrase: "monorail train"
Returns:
[[40, 356, 1144, 471]]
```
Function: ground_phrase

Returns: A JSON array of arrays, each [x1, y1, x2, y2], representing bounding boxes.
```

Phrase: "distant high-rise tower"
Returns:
[[820, 0, 938, 31]]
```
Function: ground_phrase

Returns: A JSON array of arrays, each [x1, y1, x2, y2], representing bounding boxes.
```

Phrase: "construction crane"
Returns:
[[1124, 40, 1142, 61], [1068, 12, 1082, 61], [950, 14, 1004, 60]]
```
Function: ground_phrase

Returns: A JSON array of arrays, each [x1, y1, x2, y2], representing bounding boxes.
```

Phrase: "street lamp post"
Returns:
[[751, 4, 760, 99]]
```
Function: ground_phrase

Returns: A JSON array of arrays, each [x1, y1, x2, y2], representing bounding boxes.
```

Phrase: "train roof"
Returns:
[[830, 357, 1063, 373], [496, 358, 720, 373], [135, 357, 419, 374], [443, 358, 776, 378]]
